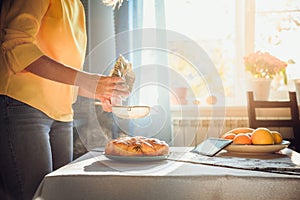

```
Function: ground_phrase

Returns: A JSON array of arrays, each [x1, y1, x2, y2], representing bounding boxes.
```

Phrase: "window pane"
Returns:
[[164, 0, 237, 105], [255, 0, 300, 87]]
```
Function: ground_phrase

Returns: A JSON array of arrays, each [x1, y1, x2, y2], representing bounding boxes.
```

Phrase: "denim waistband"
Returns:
[[0, 95, 24, 106]]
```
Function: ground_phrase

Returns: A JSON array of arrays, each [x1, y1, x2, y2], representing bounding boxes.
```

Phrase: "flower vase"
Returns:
[[248, 78, 272, 101], [170, 87, 188, 105]]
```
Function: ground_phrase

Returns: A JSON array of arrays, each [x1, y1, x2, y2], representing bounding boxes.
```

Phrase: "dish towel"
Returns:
[[167, 150, 300, 176]]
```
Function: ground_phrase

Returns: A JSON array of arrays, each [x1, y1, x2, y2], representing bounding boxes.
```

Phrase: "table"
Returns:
[[34, 147, 300, 200]]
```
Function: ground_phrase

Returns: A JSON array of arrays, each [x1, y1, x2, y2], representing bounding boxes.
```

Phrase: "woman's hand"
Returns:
[[95, 76, 129, 100], [95, 76, 129, 112]]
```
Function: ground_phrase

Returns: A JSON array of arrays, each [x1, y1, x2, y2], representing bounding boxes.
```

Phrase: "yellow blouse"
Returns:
[[0, 0, 87, 121]]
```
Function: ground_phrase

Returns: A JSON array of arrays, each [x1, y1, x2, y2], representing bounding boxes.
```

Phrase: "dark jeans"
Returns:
[[0, 95, 73, 200]]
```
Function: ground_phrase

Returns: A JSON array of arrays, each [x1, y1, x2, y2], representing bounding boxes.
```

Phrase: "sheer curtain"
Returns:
[[74, 0, 173, 149], [113, 0, 174, 144], [73, 0, 117, 157]]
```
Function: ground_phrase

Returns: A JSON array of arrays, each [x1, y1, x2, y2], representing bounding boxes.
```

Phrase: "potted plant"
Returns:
[[244, 51, 288, 82], [244, 51, 288, 100]]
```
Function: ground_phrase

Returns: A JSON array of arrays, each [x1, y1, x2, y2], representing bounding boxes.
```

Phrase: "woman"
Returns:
[[0, 0, 129, 199]]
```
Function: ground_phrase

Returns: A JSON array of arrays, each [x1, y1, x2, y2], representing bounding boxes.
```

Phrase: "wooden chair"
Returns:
[[247, 91, 300, 152]]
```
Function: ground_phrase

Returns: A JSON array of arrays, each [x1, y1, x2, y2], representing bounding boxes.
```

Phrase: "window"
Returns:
[[140, 0, 300, 107], [255, 0, 300, 92]]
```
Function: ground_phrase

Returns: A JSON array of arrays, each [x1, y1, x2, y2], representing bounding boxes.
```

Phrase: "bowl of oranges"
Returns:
[[221, 127, 290, 154]]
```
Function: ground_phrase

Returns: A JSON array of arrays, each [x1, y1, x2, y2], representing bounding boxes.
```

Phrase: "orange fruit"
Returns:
[[206, 95, 217, 105], [271, 131, 283, 144], [229, 127, 254, 135], [251, 128, 274, 145], [221, 132, 236, 140], [233, 134, 252, 145]]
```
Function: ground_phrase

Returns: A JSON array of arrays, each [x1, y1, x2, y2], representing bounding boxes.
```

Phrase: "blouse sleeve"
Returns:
[[1, 0, 50, 73]]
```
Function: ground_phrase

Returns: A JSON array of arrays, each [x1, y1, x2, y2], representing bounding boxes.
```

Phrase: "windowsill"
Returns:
[[171, 105, 248, 119], [171, 105, 295, 119], [170, 89, 299, 119]]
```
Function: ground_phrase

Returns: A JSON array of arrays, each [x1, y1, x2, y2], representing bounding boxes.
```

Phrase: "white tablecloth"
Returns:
[[34, 147, 300, 200]]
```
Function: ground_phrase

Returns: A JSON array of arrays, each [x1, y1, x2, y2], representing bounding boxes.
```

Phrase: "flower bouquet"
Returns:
[[244, 51, 288, 84]]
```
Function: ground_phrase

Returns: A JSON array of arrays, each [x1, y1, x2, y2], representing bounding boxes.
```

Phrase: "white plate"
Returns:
[[112, 106, 150, 119], [104, 154, 168, 162], [224, 140, 290, 154]]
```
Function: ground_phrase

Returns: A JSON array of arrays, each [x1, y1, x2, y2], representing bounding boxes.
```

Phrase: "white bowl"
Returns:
[[225, 140, 290, 154]]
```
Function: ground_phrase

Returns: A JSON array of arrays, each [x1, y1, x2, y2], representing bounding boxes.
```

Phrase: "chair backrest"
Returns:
[[247, 91, 300, 151]]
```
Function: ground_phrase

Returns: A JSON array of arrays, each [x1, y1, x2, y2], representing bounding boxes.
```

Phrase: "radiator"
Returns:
[[172, 118, 294, 147], [172, 118, 246, 146]]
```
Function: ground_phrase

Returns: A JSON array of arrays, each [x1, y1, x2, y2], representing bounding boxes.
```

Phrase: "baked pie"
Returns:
[[105, 136, 169, 156]]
